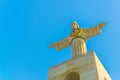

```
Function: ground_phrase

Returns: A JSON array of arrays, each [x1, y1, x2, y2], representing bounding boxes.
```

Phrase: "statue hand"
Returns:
[[49, 43, 56, 48], [99, 22, 107, 28]]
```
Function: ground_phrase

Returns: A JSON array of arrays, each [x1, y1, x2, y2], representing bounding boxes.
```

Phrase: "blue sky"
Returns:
[[0, 0, 120, 80]]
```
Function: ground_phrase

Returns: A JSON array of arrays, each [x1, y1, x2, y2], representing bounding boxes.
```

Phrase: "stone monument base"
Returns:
[[48, 51, 111, 80]]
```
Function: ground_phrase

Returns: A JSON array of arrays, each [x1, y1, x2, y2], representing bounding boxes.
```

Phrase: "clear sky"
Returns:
[[0, 0, 120, 80]]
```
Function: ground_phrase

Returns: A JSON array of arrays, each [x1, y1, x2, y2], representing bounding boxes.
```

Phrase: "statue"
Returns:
[[49, 21, 106, 58]]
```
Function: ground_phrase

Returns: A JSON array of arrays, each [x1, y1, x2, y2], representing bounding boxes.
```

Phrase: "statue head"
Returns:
[[71, 21, 80, 31]]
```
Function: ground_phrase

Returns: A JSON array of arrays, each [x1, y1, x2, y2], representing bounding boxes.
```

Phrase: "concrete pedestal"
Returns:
[[48, 52, 111, 80]]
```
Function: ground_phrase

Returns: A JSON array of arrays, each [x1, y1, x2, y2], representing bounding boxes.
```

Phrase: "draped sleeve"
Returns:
[[49, 36, 74, 50], [82, 23, 106, 40]]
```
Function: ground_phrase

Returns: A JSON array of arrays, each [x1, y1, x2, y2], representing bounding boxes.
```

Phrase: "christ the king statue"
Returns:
[[49, 22, 106, 58]]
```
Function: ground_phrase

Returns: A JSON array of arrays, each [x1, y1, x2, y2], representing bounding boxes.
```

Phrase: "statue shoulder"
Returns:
[[69, 31, 74, 37]]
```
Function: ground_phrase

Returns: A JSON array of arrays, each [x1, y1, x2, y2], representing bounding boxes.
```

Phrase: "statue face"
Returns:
[[72, 22, 79, 30]]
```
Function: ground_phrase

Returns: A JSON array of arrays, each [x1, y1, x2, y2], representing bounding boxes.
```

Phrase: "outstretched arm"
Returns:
[[82, 22, 107, 40], [49, 36, 74, 51]]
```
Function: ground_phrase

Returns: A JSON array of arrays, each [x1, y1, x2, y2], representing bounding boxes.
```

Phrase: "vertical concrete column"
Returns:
[[72, 38, 87, 58]]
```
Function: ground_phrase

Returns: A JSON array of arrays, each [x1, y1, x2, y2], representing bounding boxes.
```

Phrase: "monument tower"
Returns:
[[49, 22, 111, 80]]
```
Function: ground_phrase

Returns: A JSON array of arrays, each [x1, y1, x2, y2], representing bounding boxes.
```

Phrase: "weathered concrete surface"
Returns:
[[48, 51, 111, 80]]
